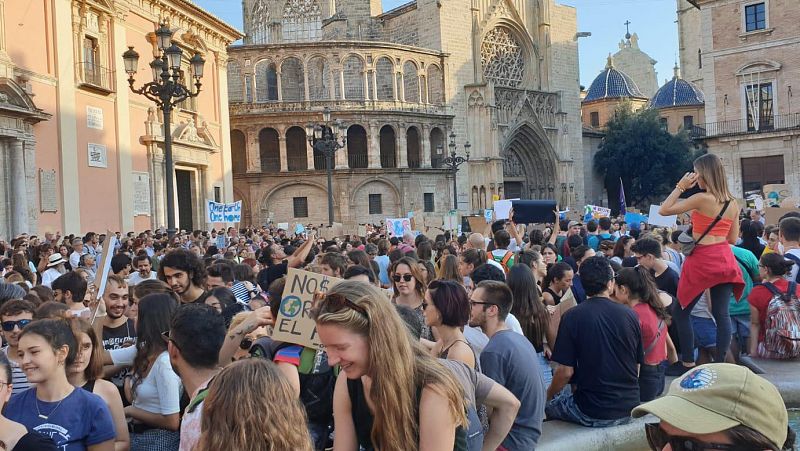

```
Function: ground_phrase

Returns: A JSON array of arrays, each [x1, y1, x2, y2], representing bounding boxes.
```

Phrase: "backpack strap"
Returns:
[[761, 281, 783, 297], [784, 253, 800, 283], [186, 382, 213, 414], [500, 251, 513, 268], [643, 319, 665, 356]]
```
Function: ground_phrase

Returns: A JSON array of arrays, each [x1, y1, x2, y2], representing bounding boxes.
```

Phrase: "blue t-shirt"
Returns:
[[480, 329, 545, 450], [7, 387, 116, 451], [374, 255, 390, 286], [552, 297, 643, 420]]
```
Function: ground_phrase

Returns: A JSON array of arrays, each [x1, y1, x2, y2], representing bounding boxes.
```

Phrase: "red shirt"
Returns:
[[633, 303, 667, 365], [749, 279, 800, 343]]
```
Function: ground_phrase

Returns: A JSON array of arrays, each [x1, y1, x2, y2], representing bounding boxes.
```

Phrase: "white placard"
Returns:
[[87, 143, 107, 168], [207, 200, 242, 223], [132, 172, 151, 216], [87, 106, 103, 130], [493, 198, 519, 220], [648, 205, 677, 227]]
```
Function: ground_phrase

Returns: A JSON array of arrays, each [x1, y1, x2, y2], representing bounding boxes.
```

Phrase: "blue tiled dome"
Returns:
[[583, 57, 646, 103], [649, 68, 705, 109]]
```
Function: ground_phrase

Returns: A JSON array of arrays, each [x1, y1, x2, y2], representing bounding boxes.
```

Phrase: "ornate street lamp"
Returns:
[[441, 131, 470, 210], [122, 24, 205, 237], [306, 107, 347, 226]]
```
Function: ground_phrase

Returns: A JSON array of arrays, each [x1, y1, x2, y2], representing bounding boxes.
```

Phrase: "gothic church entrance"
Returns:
[[502, 124, 556, 200]]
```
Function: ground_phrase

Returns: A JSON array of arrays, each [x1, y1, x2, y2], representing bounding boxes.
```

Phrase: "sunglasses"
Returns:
[[161, 331, 180, 350], [645, 423, 756, 451], [393, 274, 413, 283], [469, 300, 497, 308], [322, 292, 369, 319], [239, 337, 253, 350], [2, 319, 32, 332]]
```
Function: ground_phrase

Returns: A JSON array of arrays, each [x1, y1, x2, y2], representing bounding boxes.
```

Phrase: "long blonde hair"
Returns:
[[311, 281, 467, 450], [196, 359, 313, 451], [694, 153, 734, 203]]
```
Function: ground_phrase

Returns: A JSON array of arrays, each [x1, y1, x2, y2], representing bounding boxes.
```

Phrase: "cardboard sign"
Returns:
[[386, 218, 412, 237], [765, 207, 800, 226], [277, 222, 289, 231], [207, 200, 242, 223], [466, 216, 486, 234], [584, 205, 611, 221], [764, 184, 791, 207], [648, 205, 677, 227], [90, 231, 116, 324], [443, 214, 459, 231], [272, 268, 342, 349]]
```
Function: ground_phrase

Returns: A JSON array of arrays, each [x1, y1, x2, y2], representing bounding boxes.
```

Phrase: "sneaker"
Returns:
[[665, 361, 695, 377]]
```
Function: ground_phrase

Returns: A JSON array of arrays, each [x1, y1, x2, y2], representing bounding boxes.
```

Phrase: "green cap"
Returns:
[[632, 363, 787, 448]]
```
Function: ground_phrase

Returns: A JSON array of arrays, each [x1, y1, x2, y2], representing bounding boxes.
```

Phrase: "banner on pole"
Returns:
[[206, 200, 242, 223]]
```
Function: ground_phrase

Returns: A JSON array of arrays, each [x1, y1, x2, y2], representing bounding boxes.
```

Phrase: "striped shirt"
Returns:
[[2, 346, 30, 395]]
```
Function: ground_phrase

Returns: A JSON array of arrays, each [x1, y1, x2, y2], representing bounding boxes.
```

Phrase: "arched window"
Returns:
[[230, 130, 247, 174], [430, 127, 444, 168], [481, 26, 525, 88], [250, 0, 271, 44], [307, 56, 330, 101], [375, 57, 394, 100], [347, 125, 368, 168], [259, 128, 280, 173], [282, 0, 321, 42], [379, 125, 396, 168], [403, 61, 419, 103], [281, 57, 305, 101], [227, 61, 244, 102], [406, 127, 421, 168], [255, 61, 278, 101], [285, 126, 308, 171], [427, 65, 444, 105], [343, 55, 365, 100]]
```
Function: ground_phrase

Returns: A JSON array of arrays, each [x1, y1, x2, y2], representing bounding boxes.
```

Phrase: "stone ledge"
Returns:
[[537, 359, 800, 451]]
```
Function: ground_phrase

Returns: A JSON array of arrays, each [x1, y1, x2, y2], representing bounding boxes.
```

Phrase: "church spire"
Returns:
[[624, 20, 631, 40], [606, 53, 614, 69], [673, 61, 680, 79]]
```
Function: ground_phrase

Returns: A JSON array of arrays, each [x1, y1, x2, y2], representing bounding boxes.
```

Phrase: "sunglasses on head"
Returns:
[[2, 319, 32, 332], [393, 274, 413, 283], [322, 292, 369, 319], [645, 423, 757, 451]]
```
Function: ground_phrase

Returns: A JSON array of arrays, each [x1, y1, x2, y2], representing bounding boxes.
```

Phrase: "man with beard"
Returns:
[[128, 254, 157, 285], [101, 275, 136, 401], [159, 248, 207, 304]]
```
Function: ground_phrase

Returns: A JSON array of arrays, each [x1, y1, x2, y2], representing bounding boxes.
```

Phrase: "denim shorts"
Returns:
[[545, 390, 632, 428], [730, 314, 750, 338], [691, 316, 716, 348]]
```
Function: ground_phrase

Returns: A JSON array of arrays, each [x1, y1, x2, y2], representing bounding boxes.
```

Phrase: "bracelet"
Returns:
[[675, 185, 685, 193]]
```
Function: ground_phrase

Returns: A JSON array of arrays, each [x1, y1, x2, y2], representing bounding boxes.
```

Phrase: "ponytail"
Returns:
[[616, 267, 670, 321]]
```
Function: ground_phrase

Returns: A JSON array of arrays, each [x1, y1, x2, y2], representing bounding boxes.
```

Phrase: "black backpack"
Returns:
[[251, 337, 336, 423]]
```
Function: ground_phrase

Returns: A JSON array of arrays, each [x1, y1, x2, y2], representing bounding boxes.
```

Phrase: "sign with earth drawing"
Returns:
[[271, 268, 343, 349]]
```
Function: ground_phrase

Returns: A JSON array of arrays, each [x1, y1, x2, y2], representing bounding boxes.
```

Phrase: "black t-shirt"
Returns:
[[102, 319, 136, 389], [654, 267, 680, 298], [257, 261, 289, 292], [552, 297, 643, 420]]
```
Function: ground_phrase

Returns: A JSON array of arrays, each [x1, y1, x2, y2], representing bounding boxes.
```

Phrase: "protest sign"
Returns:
[[90, 231, 116, 324], [215, 234, 226, 250], [648, 205, 677, 227], [386, 218, 412, 237], [272, 269, 342, 349], [357, 225, 367, 236], [781, 198, 800, 208], [466, 216, 485, 234], [764, 184, 791, 207], [443, 214, 458, 231], [277, 222, 289, 230], [493, 199, 518, 220], [625, 212, 648, 229], [206, 200, 242, 223], [765, 207, 800, 226], [584, 205, 611, 221], [484, 209, 493, 223]]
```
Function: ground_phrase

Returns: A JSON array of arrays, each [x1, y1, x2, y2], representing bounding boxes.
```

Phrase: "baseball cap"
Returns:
[[632, 363, 787, 449], [567, 220, 583, 229]]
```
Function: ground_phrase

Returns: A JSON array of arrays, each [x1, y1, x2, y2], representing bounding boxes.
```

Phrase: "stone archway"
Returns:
[[501, 123, 557, 200]]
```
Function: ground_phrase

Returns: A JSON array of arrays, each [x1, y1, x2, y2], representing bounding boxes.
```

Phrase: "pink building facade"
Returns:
[[0, 0, 240, 239]]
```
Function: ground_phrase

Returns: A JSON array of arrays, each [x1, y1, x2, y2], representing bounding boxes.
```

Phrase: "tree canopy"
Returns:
[[593, 103, 704, 213]]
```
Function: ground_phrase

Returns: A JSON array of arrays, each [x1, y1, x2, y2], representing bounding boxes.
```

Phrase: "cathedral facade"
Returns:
[[227, 0, 584, 226]]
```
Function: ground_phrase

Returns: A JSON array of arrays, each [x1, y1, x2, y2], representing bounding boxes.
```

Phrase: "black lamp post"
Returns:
[[306, 107, 347, 226], [122, 23, 205, 238], [441, 131, 471, 210]]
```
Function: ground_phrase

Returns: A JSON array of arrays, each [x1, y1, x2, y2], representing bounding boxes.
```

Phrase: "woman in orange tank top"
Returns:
[[658, 153, 744, 375]]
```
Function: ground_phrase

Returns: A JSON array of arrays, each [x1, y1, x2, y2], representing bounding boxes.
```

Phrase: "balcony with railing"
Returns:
[[78, 62, 114, 93], [690, 113, 800, 139]]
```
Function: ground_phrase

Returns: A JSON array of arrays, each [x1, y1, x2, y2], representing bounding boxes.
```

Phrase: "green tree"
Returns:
[[593, 103, 703, 213]]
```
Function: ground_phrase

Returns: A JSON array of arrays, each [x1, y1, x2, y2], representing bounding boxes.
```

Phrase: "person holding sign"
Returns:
[[658, 153, 744, 375], [311, 281, 468, 451]]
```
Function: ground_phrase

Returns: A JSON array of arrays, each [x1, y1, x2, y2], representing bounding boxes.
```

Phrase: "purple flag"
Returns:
[[619, 178, 627, 215]]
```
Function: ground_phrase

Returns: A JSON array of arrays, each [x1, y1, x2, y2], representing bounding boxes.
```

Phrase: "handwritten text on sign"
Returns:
[[272, 268, 342, 349], [206, 200, 242, 223]]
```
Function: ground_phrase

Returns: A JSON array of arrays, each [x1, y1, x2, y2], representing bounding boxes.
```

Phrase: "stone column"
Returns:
[[246, 127, 261, 173], [303, 64, 310, 101], [278, 135, 288, 172], [397, 125, 408, 168], [335, 143, 347, 169], [339, 70, 346, 100], [368, 122, 380, 169], [392, 71, 398, 100], [9, 140, 29, 236], [371, 70, 378, 100], [276, 71, 283, 101], [363, 70, 370, 100], [328, 66, 336, 99], [398, 73, 405, 102], [421, 124, 431, 168]]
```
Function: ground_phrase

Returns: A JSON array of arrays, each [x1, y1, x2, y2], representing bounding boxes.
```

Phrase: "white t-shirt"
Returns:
[[128, 271, 157, 286], [41, 267, 63, 287], [785, 249, 800, 282], [132, 351, 182, 415]]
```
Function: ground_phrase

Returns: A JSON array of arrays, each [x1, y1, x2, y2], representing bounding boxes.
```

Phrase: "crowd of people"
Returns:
[[0, 153, 798, 450]]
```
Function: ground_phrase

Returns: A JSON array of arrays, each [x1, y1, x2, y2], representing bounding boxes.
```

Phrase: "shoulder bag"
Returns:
[[677, 200, 730, 256]]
